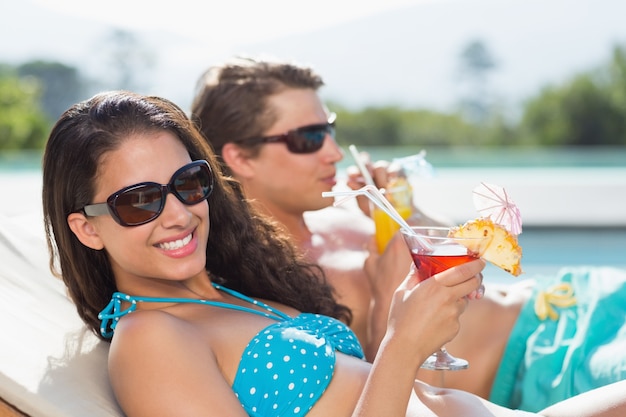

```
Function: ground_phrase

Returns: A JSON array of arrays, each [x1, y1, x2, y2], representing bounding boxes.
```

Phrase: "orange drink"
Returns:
[[373, 177, 413, 253], [373, 205, 412, 253]]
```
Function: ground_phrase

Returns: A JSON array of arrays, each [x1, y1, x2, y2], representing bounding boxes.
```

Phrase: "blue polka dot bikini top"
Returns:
[[98, 283, 365, 417]]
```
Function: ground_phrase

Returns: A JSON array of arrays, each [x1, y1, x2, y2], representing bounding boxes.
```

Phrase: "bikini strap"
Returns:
[[98, 283, 290, 338]]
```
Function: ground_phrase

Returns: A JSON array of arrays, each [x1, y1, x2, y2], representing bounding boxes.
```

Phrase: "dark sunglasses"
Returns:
[[241, 112, 336, 154], [82, 160, 214, 227]]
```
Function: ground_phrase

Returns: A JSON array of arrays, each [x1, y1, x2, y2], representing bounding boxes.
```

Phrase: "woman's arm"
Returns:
[[364, 234, 485, 362], [540, 380, 626, 417], [354, 259, 485, 416]]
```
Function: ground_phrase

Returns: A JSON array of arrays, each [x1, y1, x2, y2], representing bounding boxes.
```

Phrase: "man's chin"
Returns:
[[303, 199, 334, 213]]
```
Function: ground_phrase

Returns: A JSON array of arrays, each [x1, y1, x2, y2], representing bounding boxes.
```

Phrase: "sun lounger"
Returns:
[[0, 212, 123, 417]]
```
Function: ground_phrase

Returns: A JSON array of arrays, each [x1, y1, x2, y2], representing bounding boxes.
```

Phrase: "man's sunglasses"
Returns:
[[240, 112, 336, 154], [82, 160, 214, 227]]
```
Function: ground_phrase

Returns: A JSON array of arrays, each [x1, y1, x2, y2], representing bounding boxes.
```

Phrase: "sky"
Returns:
[[1, 0, 440, 107], [32, 0, 436, 51], [3, 0, 626, 112]]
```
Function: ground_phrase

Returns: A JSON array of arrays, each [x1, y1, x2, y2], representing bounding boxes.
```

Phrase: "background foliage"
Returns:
[[1, 33, 625, 151], [0, 65, 50, 150], [333, 43, 626, 149]]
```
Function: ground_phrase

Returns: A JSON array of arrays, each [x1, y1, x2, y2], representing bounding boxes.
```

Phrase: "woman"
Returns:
[[42, 91, 626, 416]]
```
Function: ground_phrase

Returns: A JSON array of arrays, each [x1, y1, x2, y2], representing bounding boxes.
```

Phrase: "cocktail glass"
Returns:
[[401, 226, 483, 371]]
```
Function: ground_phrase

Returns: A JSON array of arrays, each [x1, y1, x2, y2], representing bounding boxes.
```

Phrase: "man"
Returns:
[[190, 58, 626, 408], [190, 56, 425, 359]]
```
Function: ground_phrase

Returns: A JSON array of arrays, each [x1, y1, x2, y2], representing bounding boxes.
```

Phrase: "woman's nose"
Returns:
[[159, 193, 193, 227]]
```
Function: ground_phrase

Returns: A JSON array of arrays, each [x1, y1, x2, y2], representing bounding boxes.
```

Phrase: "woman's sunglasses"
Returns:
[[82, 160, 214, 227], [240, 112, 336, 154]]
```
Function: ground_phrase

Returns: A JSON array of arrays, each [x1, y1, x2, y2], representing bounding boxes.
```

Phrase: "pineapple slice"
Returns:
[[450, 218, 523, 276]]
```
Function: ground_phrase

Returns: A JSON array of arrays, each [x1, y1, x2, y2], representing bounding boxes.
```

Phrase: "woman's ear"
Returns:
[[67, 213, 105, 250], [221, 142, 256, 179]]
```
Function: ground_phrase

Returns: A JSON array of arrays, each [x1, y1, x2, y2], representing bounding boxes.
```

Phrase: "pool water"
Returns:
[[486, 226, 626, 284]]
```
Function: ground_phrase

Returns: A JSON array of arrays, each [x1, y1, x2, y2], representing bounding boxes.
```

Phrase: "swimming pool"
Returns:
[[485, 226, 626, 284]]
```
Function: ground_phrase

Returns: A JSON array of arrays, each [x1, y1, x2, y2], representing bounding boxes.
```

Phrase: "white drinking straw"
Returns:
[[348, 144, 376, 187]]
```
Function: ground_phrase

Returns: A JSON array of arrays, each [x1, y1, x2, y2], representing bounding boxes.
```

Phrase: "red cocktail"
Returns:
[[401, 226, 483, 370], [411, 251, 478, 282]]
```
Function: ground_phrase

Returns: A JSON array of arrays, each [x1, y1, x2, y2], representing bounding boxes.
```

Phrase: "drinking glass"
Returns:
[[372, 179, 413, 253], [401, 226, 483, 371]]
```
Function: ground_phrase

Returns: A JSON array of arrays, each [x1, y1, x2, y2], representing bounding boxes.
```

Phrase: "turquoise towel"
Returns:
[[489, 266, 626, 412]]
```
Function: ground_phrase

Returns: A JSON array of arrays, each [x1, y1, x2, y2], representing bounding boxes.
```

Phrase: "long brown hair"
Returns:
[[42, 91, 350, 340]]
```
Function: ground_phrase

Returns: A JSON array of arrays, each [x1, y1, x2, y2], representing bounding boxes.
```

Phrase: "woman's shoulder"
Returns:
[[106, 309, 237, 415], [110, 309, 192, 351], [110, 307, 217, 360], [108, 308, 221, 380]]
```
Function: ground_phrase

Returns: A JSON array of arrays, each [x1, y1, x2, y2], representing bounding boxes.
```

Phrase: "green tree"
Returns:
[[17, 60, 87, 120], [520, 44, 626, 146], [335, 107, 405, 146], [333, 105, 486, 148], [456, 39, 498, 123], [98, 29, 156, 91], [604, 45, 626, 142], [397, 109, 479, 147], [0, 71, 50, 150]]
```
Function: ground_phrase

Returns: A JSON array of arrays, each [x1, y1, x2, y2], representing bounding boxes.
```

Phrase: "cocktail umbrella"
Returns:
[[472, 182, 522, 235]]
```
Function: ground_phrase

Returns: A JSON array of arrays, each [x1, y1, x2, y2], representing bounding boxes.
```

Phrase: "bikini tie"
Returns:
[[534, 283, 577, 321], [98, 293, 138, 338]]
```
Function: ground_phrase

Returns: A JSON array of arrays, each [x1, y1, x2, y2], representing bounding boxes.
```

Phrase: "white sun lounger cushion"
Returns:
[[0, 211, 123, 417]]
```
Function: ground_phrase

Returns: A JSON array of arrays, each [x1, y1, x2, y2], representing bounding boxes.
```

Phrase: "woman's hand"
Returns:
[[354, 259, 485, 416], [384, 258, 486, 363]]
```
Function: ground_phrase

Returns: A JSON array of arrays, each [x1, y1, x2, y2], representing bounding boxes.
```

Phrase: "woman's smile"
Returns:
[[156, 231, 193, 251], [156, 230, 199, 259]]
